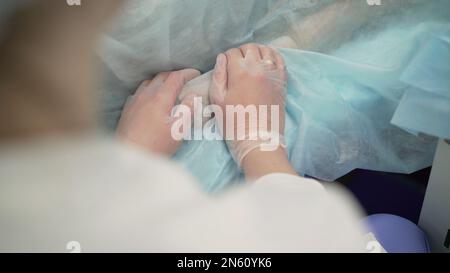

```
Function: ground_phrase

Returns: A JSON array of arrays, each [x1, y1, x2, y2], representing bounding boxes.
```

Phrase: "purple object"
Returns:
[[363, 214, 430, 253]]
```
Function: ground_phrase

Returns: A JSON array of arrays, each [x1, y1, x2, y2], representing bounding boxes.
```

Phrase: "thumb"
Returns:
[[158, 69, 201, 111], [209, 53, 228, 105]]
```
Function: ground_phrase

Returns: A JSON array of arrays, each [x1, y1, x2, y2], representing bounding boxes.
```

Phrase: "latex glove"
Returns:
[[209, 43, 288, 166], [177, 36, 296, 106], [117, 69, 200, 156]]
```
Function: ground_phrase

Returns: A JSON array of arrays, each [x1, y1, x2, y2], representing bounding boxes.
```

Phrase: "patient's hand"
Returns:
[[117, 69, 200, 156]]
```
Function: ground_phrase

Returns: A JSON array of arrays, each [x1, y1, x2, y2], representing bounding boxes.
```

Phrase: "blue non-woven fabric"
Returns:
[[173, 21, 449, 192], [392, 26, 450, 140]]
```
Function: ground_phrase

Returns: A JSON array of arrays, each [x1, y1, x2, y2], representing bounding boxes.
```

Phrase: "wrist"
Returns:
[[241, 146, 297, 181]]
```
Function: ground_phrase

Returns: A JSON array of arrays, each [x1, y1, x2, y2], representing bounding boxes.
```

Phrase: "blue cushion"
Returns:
[[363, 214, 430, 253]]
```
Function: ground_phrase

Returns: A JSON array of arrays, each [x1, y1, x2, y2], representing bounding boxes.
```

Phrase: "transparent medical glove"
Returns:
[[209, 44, 288, 167]]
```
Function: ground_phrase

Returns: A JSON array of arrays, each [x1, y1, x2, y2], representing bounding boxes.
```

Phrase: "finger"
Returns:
[[209, 53, 228, 104], [180, 68, 202, 83], [225, 47, 244, 59], [269, 47, 288, 85], [260, 45, 273, 60], [152, 71, 171, 83], [157, 69, 201, 109], [270, 46, 286, 71], [240, 43, 262, 62], [225, 47, 244, 71], [260, 45, 278, 70], [135, 71, 170, 96]]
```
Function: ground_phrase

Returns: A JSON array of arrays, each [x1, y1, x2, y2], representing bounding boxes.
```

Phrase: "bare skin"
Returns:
[[116, 69, 200, 157]]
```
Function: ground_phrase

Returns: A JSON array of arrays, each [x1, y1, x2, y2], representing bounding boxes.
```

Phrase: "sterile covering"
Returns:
[[2, 0, 448, 191], [96, 0, 450, 191]]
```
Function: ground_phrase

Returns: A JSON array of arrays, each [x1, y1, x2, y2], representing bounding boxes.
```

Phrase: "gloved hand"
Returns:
[[117, 69, 200, 156], [209, 43, 288, 167]]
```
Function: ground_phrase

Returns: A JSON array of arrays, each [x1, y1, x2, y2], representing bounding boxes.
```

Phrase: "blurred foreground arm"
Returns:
[[0, 0, 122, 139]]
